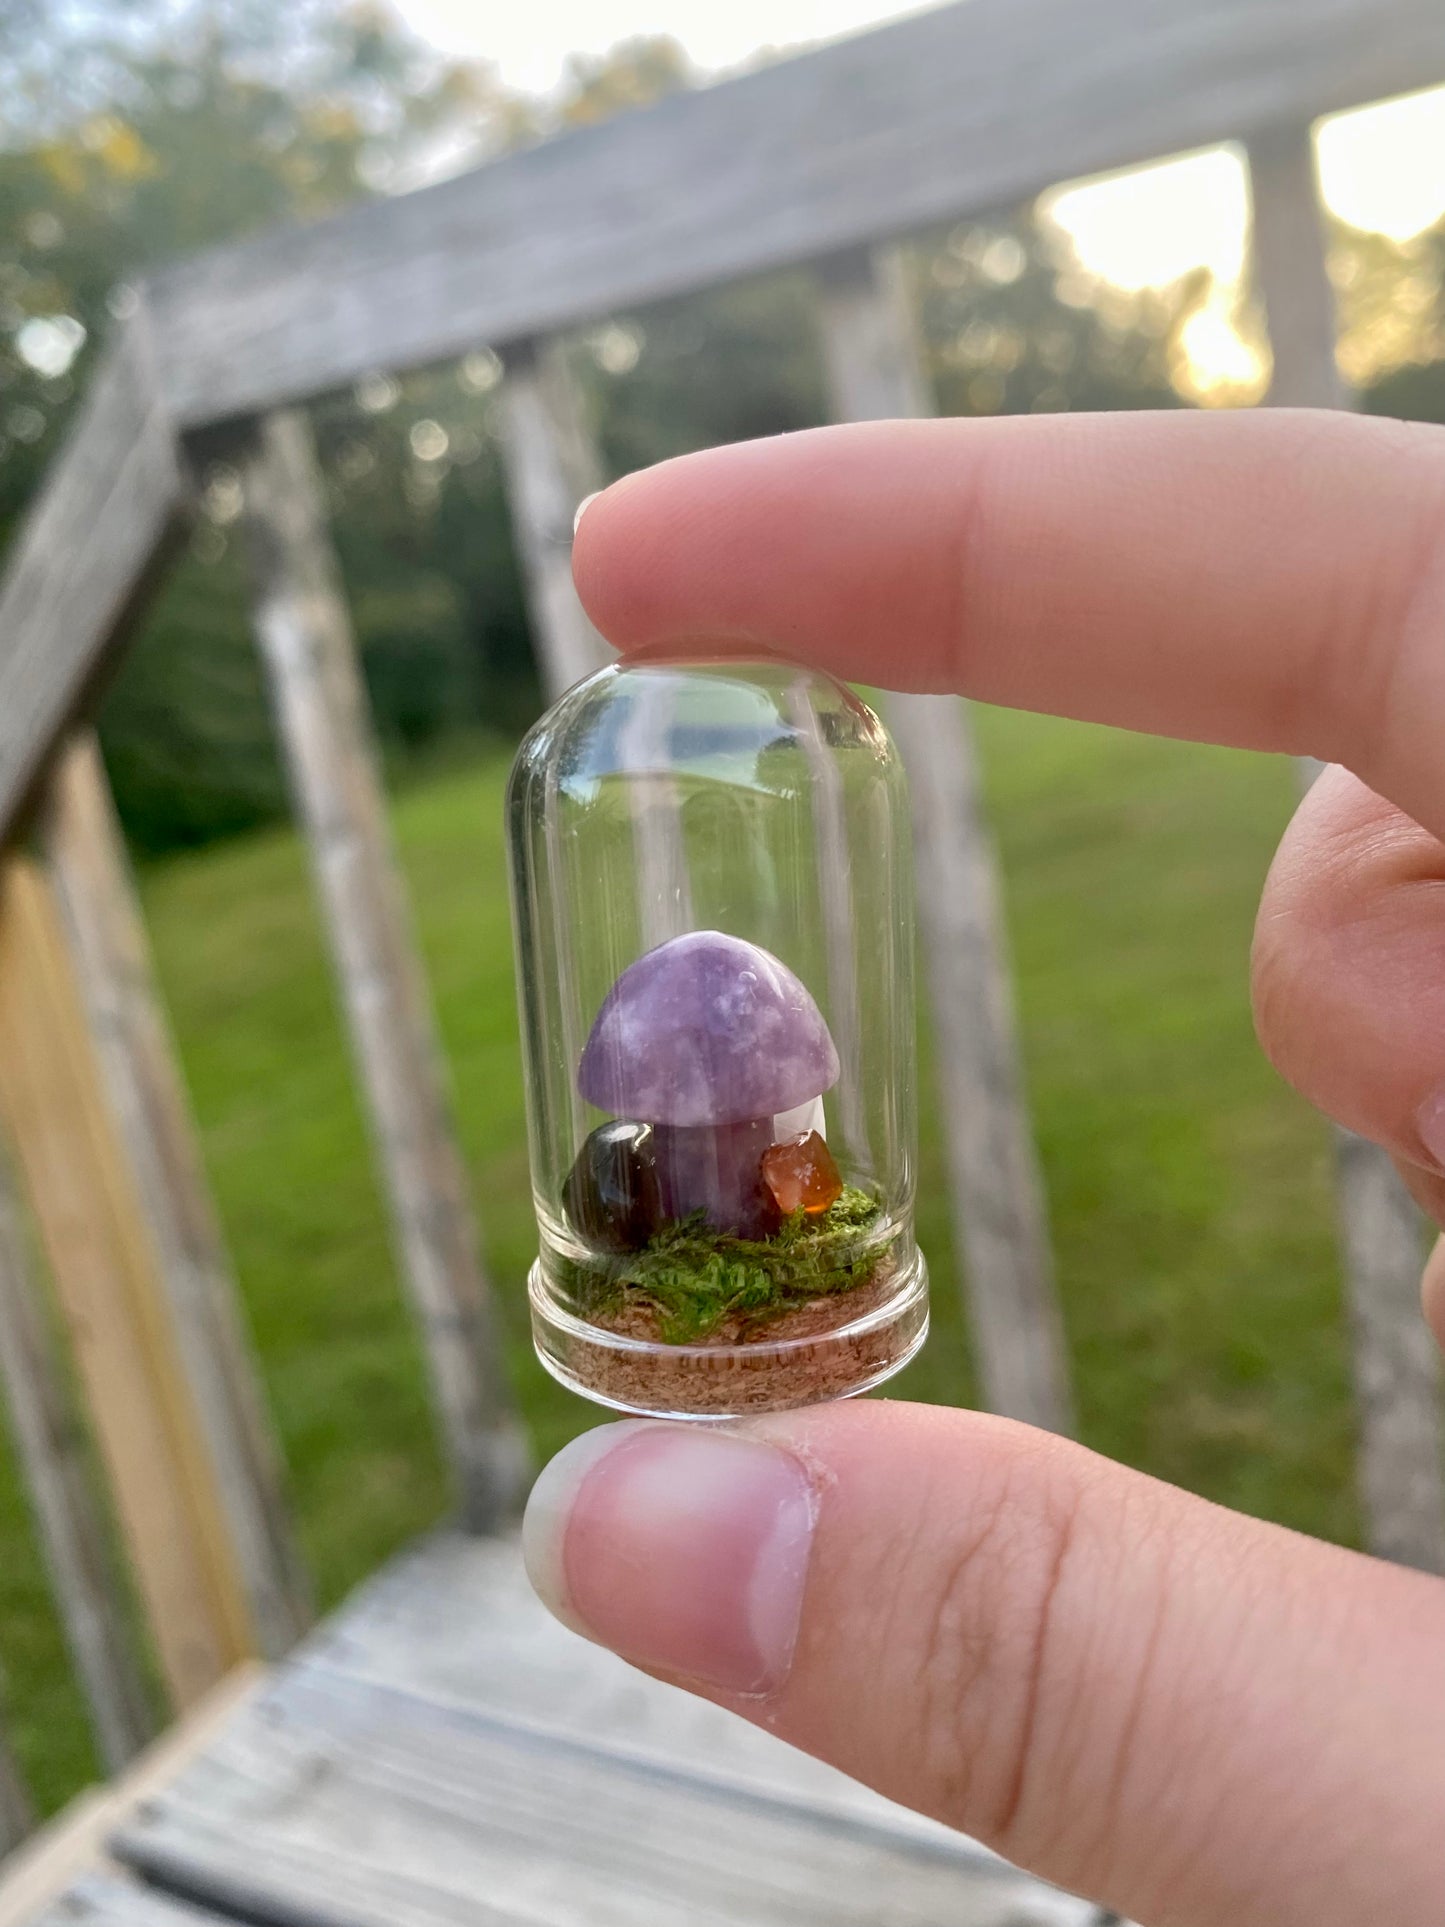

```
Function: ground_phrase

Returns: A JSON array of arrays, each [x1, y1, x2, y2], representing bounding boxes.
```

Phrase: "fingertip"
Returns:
[[522, 1419, 653, 1640], [568, 423, 967, 680], [570, 456, 705, 652], [569, 474, 628, 642], [522, 1417, 818, 1697]]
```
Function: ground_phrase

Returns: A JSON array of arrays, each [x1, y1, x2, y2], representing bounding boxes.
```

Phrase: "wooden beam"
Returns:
[[237, 410, 529, 1532], [0, 1139, 153, 1772], [0, 313, 186, 844], [815, 245, 1073, 1433], [1248, 125, 1445, 1572], [139, 0, 1445, 431], [0, 854, 255, 1707], [38, 733, 312, 1654]]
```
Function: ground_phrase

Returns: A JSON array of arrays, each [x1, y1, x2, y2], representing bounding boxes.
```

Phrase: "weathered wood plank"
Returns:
[[24, 1876, 230, 1927], [816, 245, 1073, 1433], [1248, 125, 1445, 1573], [293, 1531, 1104, 1927], [0, 1665, 262, 1927], [115, 1653, 1093, 1927], [39, 733, 311, 1656], [0, 314, 186, 844], [0, 1139, 152, 1772], [142, 0, 1445, 432], [0, 853, 254, 1707], [238, 411, 528, 1532], [297, 1533, 958, 1835]]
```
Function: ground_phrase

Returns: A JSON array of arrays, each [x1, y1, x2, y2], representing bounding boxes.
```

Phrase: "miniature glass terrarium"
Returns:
[[506, 649, 927, 1418]]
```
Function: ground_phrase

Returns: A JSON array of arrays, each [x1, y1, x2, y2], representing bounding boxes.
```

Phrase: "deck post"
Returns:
[[38, 732, 311, 1654], [238, 409, 528, 1533], [815, 243, 1073, 1434], [0, 853, 255, 1708], [1248, 125, 1445, 1572]]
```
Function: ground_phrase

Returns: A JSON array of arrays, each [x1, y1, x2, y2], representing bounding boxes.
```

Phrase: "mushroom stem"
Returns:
[[653, 1118, 777, 1239]]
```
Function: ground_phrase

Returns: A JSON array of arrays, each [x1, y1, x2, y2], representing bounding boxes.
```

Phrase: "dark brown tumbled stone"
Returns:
[[564, 1120, 664, 1253]]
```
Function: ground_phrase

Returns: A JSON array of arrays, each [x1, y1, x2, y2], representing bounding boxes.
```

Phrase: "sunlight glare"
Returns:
[[1316, 86, 1445, 241], [1174, 300, 1268, 405], [1042, 149, 1249, 292]]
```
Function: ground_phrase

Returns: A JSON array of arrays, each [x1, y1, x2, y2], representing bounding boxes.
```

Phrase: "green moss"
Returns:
[[570, 1187, 892, 1344]]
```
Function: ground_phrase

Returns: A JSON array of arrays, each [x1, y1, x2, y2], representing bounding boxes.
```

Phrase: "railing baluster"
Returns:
[[39, 732, 311, 1655], [497, 337, 692, 948], [497, 340, 609, 702], [0, 853, 254, 1708], [1248, 124, 1445, 1573], [238, 409, 528, 1533], [0, 1139, 152, 1770], [0, 1698, 32, 1860], [816, 243, 1073, 1434]]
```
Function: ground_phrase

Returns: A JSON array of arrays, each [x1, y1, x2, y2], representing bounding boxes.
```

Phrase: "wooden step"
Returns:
[[108, 1533, 1099, 1927]]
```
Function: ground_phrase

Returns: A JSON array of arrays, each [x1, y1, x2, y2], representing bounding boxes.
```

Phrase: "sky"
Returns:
[[394, 0, 1445, 388], [397, 0, 936, 96]]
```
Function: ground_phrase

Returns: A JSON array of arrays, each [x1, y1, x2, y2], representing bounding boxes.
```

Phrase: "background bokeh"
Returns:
[[2, 0, 1444, 1813]]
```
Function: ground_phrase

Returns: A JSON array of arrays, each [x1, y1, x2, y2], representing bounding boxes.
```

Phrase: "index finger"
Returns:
[[571, 409, 1445, 840]]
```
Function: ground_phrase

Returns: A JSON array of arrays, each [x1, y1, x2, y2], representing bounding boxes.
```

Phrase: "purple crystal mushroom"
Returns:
[[578, 931, 839, 1237]]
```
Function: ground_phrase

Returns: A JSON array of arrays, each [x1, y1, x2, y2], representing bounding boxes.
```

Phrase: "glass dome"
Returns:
[[506, 649, 927, 1418]]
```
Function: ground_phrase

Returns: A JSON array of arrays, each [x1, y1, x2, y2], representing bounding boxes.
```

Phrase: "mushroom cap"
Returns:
[[578, 930, 840, 1127]]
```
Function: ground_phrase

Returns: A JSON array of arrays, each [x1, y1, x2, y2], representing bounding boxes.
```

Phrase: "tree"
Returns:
[[8, 10, 1443, 851], [1, 2, 522, 849]]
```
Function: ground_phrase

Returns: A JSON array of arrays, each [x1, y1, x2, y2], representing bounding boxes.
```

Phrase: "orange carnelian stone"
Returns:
[[760, 1131, 843, 1219]]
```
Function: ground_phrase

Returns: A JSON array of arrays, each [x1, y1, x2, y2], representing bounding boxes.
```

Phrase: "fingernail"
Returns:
[[573, 490, 601, 535], [1423, 1236, 1445, 1347], [523, 1421, 816, 1696], [1417, 1089, 1445, 1174]]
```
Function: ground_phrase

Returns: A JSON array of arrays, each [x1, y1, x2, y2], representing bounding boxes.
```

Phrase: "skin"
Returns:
[[535, 409, 1445, 1924]]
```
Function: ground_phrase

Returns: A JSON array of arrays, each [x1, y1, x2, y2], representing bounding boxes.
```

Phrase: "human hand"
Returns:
[[522, 410, 1445, 1926]]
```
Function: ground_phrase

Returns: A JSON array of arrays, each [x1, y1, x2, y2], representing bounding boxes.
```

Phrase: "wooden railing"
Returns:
[[0, 0, 1443, 1835]]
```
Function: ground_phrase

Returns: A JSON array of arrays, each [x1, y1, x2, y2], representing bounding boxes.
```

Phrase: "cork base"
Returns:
[[529, 1252, 928, 1419]]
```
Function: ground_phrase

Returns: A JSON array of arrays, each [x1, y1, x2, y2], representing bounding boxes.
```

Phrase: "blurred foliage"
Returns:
[[914, 216, 1187, 417], [1, 3, 1443, 850], [1334, 221, 1445, 420]]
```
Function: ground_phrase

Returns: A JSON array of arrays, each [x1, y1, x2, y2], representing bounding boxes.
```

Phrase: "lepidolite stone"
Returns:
[[653, 1118, 779, 1240], [577, 931, 839, 1127], [761, 1131, 844, 1218], [564, 1120, 663, 1252]]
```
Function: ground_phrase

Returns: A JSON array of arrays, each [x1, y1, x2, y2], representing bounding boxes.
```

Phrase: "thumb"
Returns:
[[523, 1402, 1445, 1927]]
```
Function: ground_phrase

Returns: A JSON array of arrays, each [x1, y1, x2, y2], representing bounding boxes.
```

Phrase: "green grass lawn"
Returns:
[[0, 709, 1359, 1811]]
